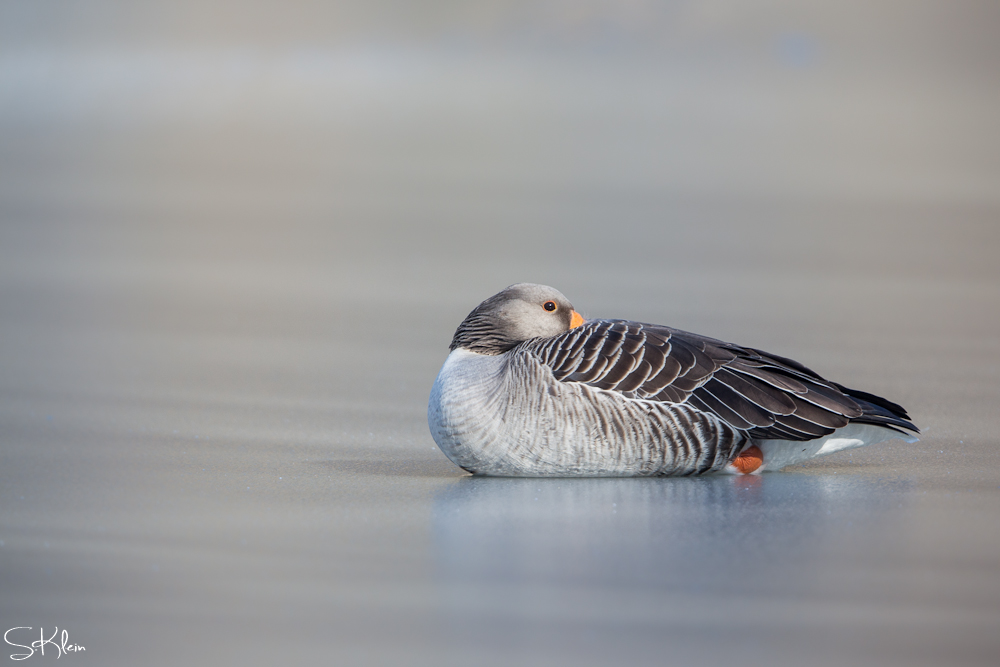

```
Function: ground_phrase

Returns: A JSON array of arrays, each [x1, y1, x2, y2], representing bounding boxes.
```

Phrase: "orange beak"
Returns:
[[570, 310, 585, 329]]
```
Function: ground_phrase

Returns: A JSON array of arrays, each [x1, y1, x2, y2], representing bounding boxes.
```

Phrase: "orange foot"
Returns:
[[732, 444, 763, 475]]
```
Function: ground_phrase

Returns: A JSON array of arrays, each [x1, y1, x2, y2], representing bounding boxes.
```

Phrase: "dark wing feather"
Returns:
[[525, 319, 918, 441]]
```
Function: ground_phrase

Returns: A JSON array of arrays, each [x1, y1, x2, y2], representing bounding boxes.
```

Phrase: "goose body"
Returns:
[[428, 284, 917, 477]]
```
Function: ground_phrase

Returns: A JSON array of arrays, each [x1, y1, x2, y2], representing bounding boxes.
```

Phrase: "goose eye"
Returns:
[[543, 301, 557, 312]]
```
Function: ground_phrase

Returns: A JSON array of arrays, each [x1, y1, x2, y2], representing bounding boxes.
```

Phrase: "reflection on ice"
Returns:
[[430, 473, 913, 660], [432, 473, 909, 594]]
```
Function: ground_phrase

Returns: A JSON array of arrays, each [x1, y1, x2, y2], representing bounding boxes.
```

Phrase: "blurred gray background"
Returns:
[[1, 2, 998, 665]]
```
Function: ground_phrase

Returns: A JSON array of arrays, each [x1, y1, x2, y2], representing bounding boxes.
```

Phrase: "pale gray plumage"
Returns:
[[428, 283, 918, 477]]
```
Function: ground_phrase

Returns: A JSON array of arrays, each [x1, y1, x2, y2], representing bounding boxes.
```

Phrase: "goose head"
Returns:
[[449, 283, 585, 355]]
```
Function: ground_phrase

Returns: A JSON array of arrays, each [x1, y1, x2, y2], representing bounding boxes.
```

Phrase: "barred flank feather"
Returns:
[[429, 348, 745, 476]]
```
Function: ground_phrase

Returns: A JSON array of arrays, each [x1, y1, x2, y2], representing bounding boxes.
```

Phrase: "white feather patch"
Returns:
[[751, 423, 917, 472]]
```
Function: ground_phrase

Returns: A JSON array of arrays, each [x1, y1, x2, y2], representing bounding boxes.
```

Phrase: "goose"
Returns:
[[428, 284, 917, 476]]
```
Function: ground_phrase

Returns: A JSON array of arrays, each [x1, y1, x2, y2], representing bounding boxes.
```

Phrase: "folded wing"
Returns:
[[525, 319, 917, 441]]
